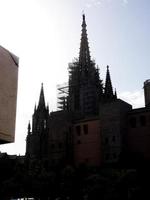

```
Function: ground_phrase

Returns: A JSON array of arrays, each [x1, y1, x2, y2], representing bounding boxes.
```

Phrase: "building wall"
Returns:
[[127, 108, 150, 160], [0, 46, 18, 144], [100, 99, 132, 163], [73, 119, 101, 166], [48, 111, 73, 166]]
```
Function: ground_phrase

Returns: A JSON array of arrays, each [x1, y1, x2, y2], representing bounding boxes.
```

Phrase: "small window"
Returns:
[[44, 120, 46, 129], [129, 117, 137, 128], [140, 115, 146, 126], [37, 125, 40, 131], [76, 125, 81, 136], [83, 124, 88, 135]]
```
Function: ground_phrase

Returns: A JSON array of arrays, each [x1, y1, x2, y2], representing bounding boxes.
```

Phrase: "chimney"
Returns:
[[144, 79, 150, 107]]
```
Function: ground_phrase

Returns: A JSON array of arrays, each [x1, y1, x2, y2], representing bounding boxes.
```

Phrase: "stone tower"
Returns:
[[26, 84, 49, 159], [68, 14, 103, 117]]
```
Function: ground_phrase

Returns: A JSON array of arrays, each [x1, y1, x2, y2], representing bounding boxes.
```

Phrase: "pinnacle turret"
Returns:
[[104, 66, 114, 100], [114, 88, 117, 99], [27, 121, 31, 135], [38, 83, 45, 109]]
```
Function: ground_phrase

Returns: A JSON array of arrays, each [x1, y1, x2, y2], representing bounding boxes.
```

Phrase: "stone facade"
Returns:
[[0, 46, 18, 144]]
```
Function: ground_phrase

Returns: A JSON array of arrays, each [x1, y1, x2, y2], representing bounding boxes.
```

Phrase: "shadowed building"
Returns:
[[126, 84, 150, 161], [0, 46, 19, 144], [26, 84, 49, 160], [26, 15, 150, 167]]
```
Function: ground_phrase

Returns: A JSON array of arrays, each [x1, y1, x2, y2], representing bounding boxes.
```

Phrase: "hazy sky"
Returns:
[[0, 0, 149, 155]]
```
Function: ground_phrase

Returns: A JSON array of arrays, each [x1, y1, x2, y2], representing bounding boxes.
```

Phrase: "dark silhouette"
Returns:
[[1, 14, 150, 199]]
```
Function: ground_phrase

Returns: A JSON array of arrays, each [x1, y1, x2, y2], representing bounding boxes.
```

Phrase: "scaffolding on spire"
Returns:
[[57, 83, 69, 110]]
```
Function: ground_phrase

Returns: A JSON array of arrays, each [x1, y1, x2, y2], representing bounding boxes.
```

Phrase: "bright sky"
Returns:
[[0, 0, 149, 155]]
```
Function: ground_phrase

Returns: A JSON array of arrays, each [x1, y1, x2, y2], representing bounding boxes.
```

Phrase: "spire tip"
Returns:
[[82, 13, 86, 27]]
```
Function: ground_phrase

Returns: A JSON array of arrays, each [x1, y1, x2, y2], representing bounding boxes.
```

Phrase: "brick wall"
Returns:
[[73, 118, 101, 166]]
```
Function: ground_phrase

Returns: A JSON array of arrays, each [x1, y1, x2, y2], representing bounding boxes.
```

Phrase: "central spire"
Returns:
[[79, 14, 91, 68]]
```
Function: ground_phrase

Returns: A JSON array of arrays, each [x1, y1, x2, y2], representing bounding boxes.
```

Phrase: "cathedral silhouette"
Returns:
[[26, 15, 150, 167]]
